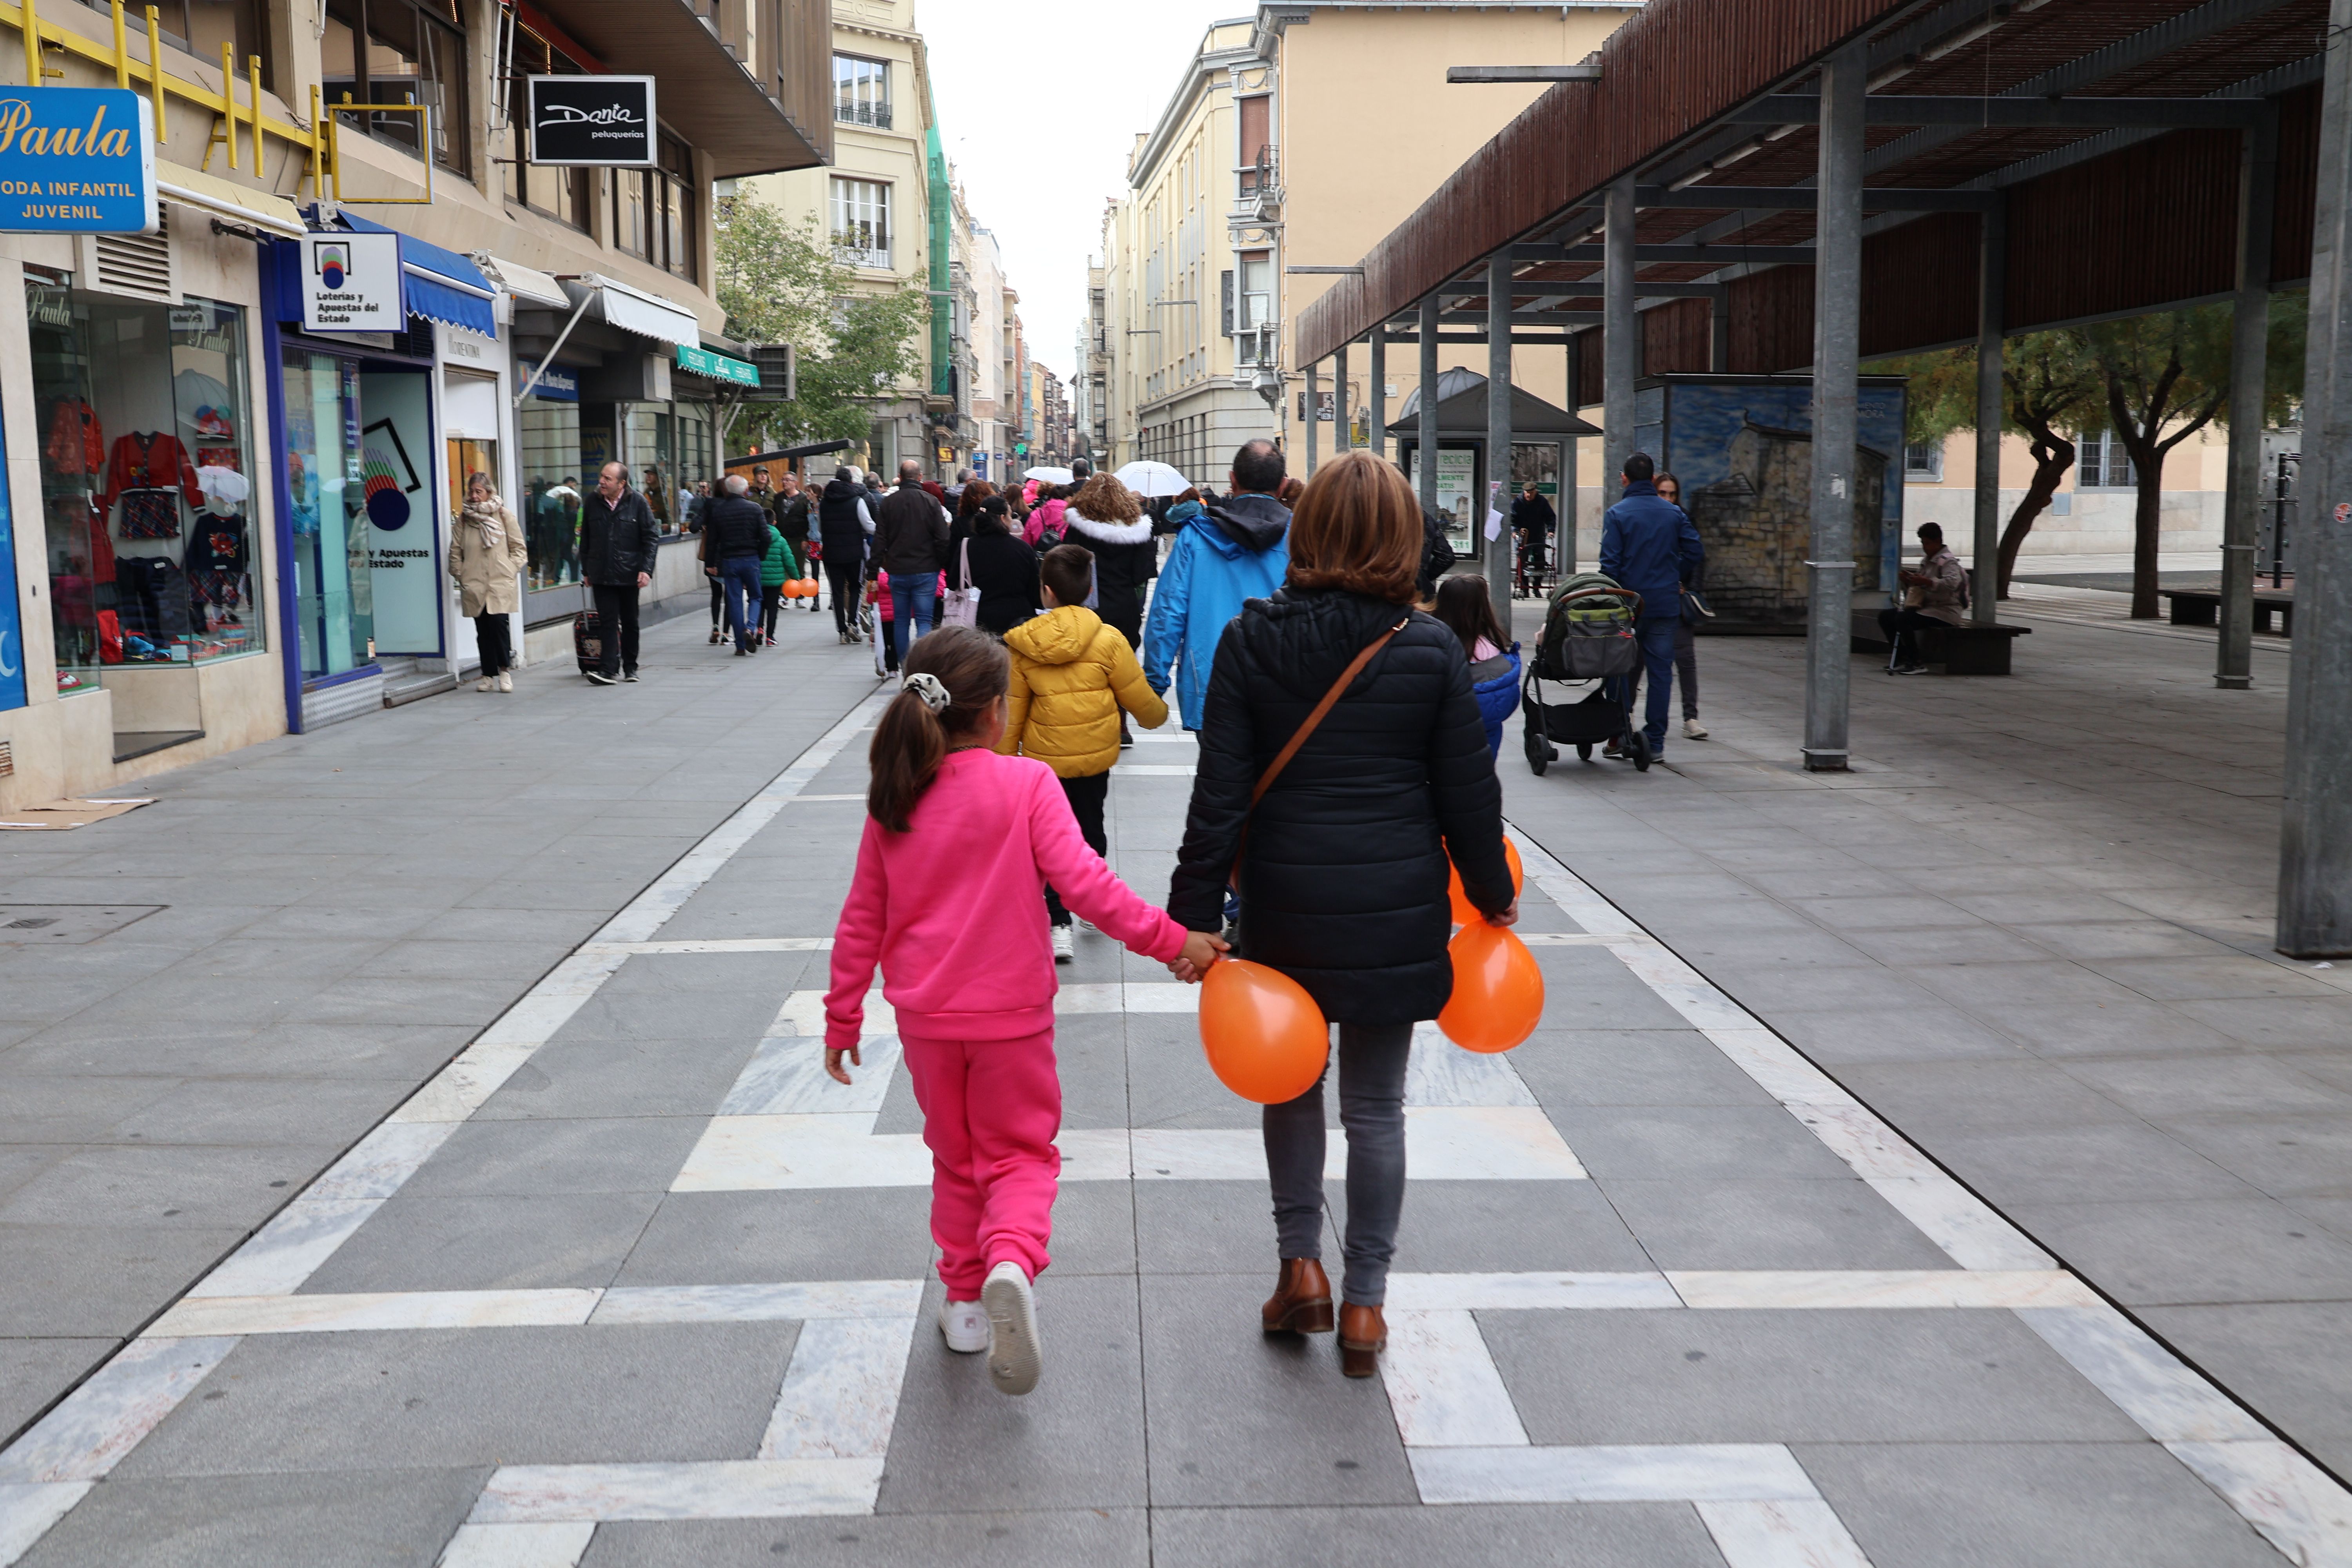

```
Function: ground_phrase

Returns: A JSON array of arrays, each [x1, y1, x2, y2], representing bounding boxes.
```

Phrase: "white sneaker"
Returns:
[[939, 1299, 988, 1354], [497, 673, 513, 693], [476, 677, 494, 692], [1052, 925, 1075, 964], [1682, 717, 1708, 740], [982, 1261, 1041, 1396]]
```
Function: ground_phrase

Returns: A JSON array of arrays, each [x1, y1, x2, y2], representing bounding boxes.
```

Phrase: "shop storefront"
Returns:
[[263, 212, 498, 728]]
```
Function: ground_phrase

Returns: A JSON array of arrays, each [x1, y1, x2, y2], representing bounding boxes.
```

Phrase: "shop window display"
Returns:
[[623, 400, 716, 541], [27, 278, 261, 692], [281, 350, 372, 678], [518, 397, 581, 590]]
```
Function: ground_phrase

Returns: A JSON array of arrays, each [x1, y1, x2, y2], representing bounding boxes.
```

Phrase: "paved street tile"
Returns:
[[582, 1507, 1150, 1568], [1149, 1501, 1725, 1568], [1595, 1178, 1959, 1272], [299, 1192, 665, 1293], [614, 1191, 940, 1286], [18, 1466, 489, 1568]]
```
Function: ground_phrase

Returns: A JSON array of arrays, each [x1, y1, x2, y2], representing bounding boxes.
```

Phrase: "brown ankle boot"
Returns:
[[1339, 1302, 1386, 1378], [1261, 1258, 1334, 1334]]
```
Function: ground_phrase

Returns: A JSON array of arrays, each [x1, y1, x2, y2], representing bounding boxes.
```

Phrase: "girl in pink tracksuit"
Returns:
[[826, 625, 1221, 1396]]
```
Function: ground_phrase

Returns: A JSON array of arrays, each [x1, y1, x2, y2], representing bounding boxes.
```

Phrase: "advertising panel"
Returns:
[[527, 76, 657, 167], [357, 372, 439, 655], [300, 232, 402, 333], [0, 88, 155, 234]]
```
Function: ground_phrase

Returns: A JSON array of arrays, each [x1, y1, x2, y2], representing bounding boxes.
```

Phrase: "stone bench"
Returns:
[[2160, 588, 2295, 636], [1850, 610, 2031, 675]]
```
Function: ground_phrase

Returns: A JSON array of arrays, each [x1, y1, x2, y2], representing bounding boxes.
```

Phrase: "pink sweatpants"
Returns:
[[898, 1027, 1061, 1299]]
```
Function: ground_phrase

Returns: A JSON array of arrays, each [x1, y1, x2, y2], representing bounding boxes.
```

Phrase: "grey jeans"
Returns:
[[1263, 1020, 1415, 1305]]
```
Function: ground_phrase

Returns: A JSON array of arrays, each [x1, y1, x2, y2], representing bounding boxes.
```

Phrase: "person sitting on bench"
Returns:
[[1879, 522, 1968, 674]]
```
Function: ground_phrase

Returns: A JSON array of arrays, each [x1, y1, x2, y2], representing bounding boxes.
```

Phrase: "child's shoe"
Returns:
[[1052, 925, 1075, 964], [939, 1299, 987, 1354], [982, 1261, 1041, 1396]]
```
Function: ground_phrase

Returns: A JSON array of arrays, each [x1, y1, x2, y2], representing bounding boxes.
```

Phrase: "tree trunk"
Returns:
[[1997, 456, 2067, 597], [2129, 451, 2165, 619]]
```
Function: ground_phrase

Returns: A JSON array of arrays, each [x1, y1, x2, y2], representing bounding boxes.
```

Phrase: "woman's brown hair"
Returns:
[[1285, 449, 1421, 604], [956, 479, 996, 517], [1432, 574, 1508, 662], [867, 626, 1011, 833], [1070, 473, 1141, 525]]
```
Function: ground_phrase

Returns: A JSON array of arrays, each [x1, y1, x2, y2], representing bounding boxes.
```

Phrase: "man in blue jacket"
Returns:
[[1142, 438, 1292, 730], [1598, 452, 1704, 759]]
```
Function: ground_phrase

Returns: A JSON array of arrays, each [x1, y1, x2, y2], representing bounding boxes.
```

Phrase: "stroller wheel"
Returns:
[[1627, 732, 1653, 772], [1576, 743, 1593, 762]]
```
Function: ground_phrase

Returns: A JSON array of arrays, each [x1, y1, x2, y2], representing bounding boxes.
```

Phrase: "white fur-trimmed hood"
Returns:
[[1063, 509, 1154, 546]]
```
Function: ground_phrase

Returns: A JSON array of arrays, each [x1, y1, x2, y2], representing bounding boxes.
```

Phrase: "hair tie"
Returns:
[[902, 673, 951, 714]]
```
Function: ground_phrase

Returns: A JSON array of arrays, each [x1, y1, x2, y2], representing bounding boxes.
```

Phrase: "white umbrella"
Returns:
[[1020, 465, 1075, 486], [1115, 460, 1191, 497]]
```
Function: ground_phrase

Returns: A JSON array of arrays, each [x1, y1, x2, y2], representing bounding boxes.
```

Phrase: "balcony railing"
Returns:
[[835, 102, 894, 129]]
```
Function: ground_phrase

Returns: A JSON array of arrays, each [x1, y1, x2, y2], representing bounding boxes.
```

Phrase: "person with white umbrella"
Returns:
[[1114, 459, 1192, 498]]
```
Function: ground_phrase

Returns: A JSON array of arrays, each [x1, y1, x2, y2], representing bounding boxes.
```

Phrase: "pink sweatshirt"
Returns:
[[827, 748, 1187, 1049], [1024, 497, 1065, 548]]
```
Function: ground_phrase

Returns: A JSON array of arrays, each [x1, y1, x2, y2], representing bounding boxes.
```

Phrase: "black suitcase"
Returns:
[[573, 609, 602, 673]]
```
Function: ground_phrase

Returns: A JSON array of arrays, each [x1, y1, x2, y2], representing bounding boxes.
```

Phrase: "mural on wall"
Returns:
[[1638, 378, 1907, 630], [356, 373, 438, 656]]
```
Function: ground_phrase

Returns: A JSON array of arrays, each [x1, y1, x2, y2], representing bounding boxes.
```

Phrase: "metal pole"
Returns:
[[2279, 0, 2352, 956], [1563, 334, 1581, 575], [1973, 196, 2006, 626], [1803, 43, 1866, 773], [1419, 294, 1441, 518], [1305, 358, 1320, 477], [1709, 291, 1730, 375], [1334, 339, 1351, 456], [1488, 252, 1516, 606], [2220, 107, 2280, 690], [1368, 329, 1387, 464], [1603, 176, 1638, 490]]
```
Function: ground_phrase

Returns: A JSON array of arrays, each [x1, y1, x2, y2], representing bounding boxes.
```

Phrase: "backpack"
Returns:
[[1417, 509, 1457, 596], [1536, 572, 1643, 680]]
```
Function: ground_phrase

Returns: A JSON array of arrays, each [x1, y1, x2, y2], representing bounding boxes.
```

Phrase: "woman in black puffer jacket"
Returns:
[[1167, 449, 1517, 1380]]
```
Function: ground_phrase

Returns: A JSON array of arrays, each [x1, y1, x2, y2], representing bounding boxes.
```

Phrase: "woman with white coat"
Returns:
[[1062, 474, 1158, 649], [449, 471, 528, 691]]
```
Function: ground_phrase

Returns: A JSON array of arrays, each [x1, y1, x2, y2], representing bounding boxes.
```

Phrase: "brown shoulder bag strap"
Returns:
[[1251, 615, 1411, 808]]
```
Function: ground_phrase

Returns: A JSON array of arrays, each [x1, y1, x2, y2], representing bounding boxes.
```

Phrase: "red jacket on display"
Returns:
[[99, 431, 204, 512]]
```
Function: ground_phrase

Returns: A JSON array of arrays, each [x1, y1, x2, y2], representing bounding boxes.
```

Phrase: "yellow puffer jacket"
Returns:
[[998, 606, 1170, 777]]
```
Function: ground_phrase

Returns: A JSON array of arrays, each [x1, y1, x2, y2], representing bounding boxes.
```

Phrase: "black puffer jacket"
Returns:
[[1169, 587, 1514, 1025]]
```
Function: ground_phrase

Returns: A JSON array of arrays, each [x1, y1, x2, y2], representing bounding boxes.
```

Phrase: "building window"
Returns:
[[1904, 440, 1944, 482], [612, 136, 700, 283], [1233, 250, 1271, 364], [323, 0, 469, 177], [1236, 93, 1272, 194], [2079, 429, 2138, 489], [502, 27, 590, 230], [834, 54, 891, 129], [831, 178, 891, 270]]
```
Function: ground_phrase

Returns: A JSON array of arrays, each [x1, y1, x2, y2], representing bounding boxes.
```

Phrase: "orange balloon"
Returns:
[[783, 579, 805, 599], [1198, 958, 1329, 1104], [1448, 838, 1525, 926], [1437, 922, 1545, 1053], [802, 578, 820, 597]]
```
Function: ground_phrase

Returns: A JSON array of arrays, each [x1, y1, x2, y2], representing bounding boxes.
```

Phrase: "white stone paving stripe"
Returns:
[[0, 1338, 238, 1485], [184, 1198, 383, 1298], [2014, 1307, 2272, 1443], [1385, 1272, 1684, 1312], [1863, 1177, 2055, 1271], [592, 1281, 924, 1325], [583, 938, 835, 955], [435, 1520, 597, 1568], [147, 1290, 599, 1338], [1410, 1443, 1822, 1505], [722, 1033, 904, 1116], [2164, 1441, 2352, 1567], [1665, 1270, 2098, 1310], [1379, 1310, 1531, 1448], [1695, 1499, 1876, 1568], [0, 1485, 92, 1568], [466, 1459, 885, 1523], [1113, 763, 1198, 776], [758, 1316, 918, 1460], [303, 1120, 461, 1199]]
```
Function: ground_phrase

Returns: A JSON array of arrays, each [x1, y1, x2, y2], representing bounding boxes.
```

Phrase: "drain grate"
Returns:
[[0, 906, 165, 943]]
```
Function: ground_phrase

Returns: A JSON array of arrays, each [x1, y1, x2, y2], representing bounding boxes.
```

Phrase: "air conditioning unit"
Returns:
[[750, 343, 795, 401], [76, 208, 175, 304]]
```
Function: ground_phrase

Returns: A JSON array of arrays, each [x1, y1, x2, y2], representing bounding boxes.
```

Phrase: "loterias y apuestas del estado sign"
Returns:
[[0, 89, 156, 233]]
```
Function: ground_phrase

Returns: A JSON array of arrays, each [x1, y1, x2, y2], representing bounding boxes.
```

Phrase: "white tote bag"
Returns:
[[940, 537, 982, 629]]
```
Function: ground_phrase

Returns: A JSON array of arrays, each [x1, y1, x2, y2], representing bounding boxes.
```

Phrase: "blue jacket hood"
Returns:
[[1195, 492, 1290, 557]]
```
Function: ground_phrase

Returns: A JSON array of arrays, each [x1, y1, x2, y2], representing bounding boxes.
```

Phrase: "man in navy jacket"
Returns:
[[1599, 452, 1704, 758]]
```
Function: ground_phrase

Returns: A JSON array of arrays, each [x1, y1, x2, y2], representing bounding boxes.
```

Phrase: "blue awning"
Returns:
[[283, 209, 497, 337]]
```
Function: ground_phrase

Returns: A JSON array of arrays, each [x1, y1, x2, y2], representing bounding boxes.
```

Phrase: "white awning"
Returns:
[[154, 160, 305, 239], [479, 257, 569, 309], [570, 273, 701, 345]]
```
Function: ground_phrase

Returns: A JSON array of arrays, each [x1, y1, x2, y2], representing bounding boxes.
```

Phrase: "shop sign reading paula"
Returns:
[[0, 88, 156, 234]]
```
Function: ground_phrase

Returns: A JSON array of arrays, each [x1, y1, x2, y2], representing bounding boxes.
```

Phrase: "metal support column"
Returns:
[[2220, 107, 2280, 690], [1603, 176, 1638, 488], [1803, 43, 1866, 773], [1305, 359, 1320, 477], [1487, 252, 1515, 606], [1334, 341, 1351, 457], [2279, 0, 2352, 955], [1368, 329, 1387, 464], [1418, 294, 1441, 518], [1709, 293, 1730, 375], [1563, 336, 1581, 575], [1973, 197, 2005, 626]]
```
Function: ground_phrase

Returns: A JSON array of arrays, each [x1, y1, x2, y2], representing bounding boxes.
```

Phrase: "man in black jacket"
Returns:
[[579, 461, 662, 684], [875, 459, 951, 662], [703, 474, 776, 655], [816, 466, 875, 644]]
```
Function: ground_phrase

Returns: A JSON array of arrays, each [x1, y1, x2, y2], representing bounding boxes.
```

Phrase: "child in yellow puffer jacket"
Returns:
[[999, 543, 1171, 960]]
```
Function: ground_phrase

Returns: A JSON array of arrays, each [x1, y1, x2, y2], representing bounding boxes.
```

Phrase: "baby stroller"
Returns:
[[1522, 572, 1651, 775]]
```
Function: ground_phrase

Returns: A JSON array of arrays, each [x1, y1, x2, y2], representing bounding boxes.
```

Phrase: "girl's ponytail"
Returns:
[[865, 625, 1011, 832]]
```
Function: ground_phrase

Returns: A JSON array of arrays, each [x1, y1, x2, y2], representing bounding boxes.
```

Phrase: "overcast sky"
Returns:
[[922, 0, 1243, 383]]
